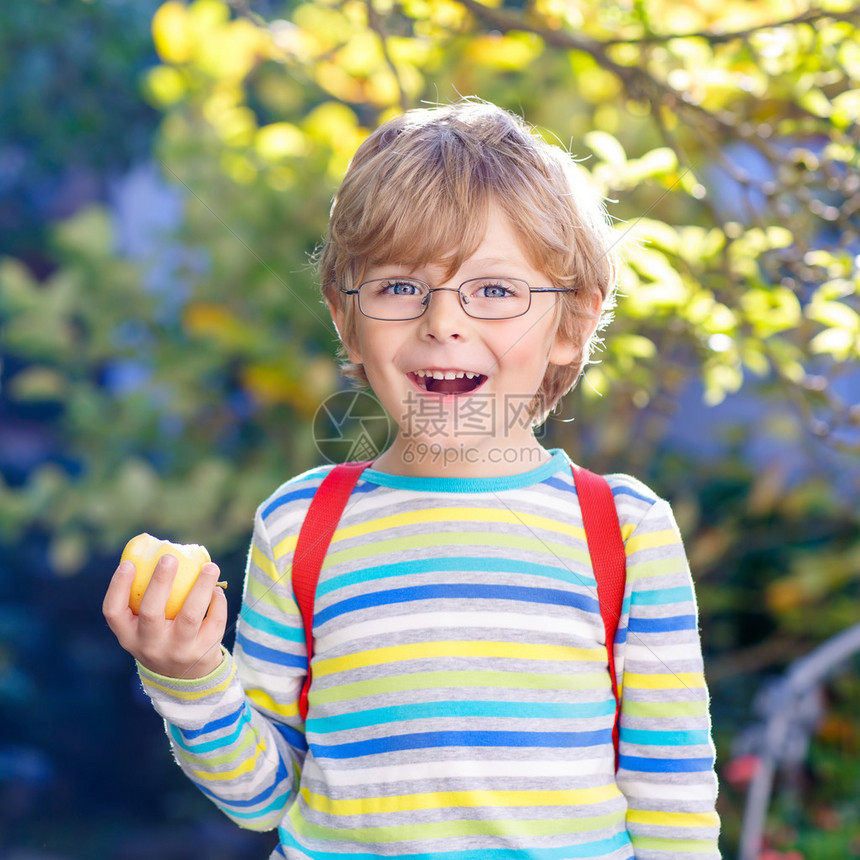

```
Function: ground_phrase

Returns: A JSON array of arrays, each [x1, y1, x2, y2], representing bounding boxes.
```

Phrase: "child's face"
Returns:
[[331, 206, 579, 458]]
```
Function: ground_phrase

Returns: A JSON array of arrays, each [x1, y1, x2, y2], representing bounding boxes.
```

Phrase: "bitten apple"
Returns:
[[121, 533, 223, 619]]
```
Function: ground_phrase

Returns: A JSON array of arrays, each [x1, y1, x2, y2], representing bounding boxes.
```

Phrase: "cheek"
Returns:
[[495, 322, 556, 367]]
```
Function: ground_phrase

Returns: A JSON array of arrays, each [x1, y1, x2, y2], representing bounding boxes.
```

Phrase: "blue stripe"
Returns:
[[627, 614, 697, 633], [278, 827, 633, 859], [262, 485, 320, 518], [621, 728, 712, 747], [612, 485, 655, 504], [542, 474, 574, 493], [318, 556, 594, 597], [361, 451, 568, 493], [311, 729, 611, 759], [619, 754, 714, 773], [308, 699, 617, 733], [239, 605, 304, 642], [178, 703, 246, 739], [630, 586, 693, 606], [198, 755, 292, 809], [236, 631, 307, 668], [274, 720, 308, 753], [316, 583, 600, 626], [171, 720, 245, 753]]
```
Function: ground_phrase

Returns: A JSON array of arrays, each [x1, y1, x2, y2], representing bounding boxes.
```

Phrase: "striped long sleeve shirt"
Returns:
[[138, 449, 721, 859]]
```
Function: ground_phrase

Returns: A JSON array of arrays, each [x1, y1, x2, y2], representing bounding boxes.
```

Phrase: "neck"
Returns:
[[370, 432, 553, 479]]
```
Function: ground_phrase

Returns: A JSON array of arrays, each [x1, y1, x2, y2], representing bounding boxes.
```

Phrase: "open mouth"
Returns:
[[409, 370, 487, 395]]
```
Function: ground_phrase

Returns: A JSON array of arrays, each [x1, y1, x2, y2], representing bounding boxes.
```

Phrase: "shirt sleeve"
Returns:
[[137, 500, 308, 832], [612, 496, 721, 858]]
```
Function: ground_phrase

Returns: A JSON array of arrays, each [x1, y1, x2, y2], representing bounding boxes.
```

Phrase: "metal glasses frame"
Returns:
[[341, 277, 577, 321]]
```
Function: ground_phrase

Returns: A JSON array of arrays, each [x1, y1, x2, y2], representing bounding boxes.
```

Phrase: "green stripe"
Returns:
[[622, 700, 709, 718], [326, 532, 588, 569], [631, 836, 718, 852], [312, 671, 609, 705], [627, 558, 687, 581], [295, 810, 626, 843]]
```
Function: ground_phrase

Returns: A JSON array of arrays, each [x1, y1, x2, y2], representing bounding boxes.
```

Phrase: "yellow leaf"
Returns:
[[256, 122, 310, 160], [741, 287, 802, 336], [144, 65, 187, 108], [624, 147, 678, 181], [831, 89, 860, 129], [241, 358, 336, 416], [152, 1, 194, 64], [465, 32, 542, 71], [214, 106, 257, 147], [810, 328, 857, 360], [584, 130, 627, 167], [806, 300, 860, 331], [613, 334, 656, 359], [337, 31, 384, 76], [197, 18, 267, 81]]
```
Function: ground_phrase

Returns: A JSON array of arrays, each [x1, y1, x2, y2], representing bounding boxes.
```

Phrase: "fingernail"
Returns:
[[118, 560, 133, 574]]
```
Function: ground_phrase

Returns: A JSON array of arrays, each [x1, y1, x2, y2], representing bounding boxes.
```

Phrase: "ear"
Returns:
[[327, 300, 363, 364], [548, 292, 603, 367]]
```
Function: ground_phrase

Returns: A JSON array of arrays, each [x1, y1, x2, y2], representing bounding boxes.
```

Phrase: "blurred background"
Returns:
[[1, 0, 858, 857]]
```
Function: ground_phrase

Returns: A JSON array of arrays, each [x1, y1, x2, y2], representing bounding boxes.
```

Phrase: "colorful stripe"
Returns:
[[138, 449, 719, 858]]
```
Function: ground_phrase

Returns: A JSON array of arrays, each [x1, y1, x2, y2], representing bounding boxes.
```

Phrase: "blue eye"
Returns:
[[472, 280, 517, 299], [382, 280, 422, 296]]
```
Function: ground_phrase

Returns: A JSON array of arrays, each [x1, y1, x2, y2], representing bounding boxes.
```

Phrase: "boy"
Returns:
[[104, 100, 721, 859]]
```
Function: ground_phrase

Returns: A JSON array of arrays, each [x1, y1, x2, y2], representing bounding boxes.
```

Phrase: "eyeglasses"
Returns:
[[342, 277, 577, 321]]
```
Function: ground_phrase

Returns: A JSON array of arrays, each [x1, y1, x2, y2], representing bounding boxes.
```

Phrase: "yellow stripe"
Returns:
[[621, 523, 636, 542], [301, 783, 621, 816], [140, 666, 235, 700], [624, 672, 705, 690], [251, 543, 281, 582], [248, 687, 300, 719], [627, 809, 720, 828], [273, 533, 298, 560], [192, 753, 260, 782], [625, 528, 677, 556], [332, 507, 586, 544], [314, 641, 606, 679]]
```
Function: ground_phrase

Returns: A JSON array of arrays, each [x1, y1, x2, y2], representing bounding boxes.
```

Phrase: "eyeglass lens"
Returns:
[[358, 278, 531, 320]]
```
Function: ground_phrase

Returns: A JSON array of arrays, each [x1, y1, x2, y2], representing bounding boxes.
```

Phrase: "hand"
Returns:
[[103, 553, 228, 679]]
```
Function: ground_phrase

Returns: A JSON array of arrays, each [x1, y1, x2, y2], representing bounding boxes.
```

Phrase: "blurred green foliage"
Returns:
[[0, 0, 163, 262], [1, 0, 859, 856]]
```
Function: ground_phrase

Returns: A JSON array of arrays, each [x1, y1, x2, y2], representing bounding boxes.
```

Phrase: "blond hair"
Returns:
[[318, 100, 618, 424]]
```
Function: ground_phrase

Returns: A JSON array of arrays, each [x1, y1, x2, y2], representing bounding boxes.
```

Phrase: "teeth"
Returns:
[[414, 370, 482, 380]]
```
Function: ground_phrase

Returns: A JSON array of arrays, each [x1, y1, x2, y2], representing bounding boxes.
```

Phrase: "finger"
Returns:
[[103, 561, 136, 628], [136, 553, 177, 625], [190, 586, 229, 677], [173, 563, 221, 630], [200, 576, 228, 640]]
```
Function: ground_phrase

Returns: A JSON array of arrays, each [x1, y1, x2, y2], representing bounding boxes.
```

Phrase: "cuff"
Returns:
[[136, 647, 235, 703]]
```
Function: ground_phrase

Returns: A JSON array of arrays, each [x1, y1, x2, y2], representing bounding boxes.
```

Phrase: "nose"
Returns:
[[420, 287, 466, 340]]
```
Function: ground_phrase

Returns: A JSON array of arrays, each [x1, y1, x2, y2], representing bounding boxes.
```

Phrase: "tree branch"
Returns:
[[599, 5, 860, 46], [365, 0, 411, 114]]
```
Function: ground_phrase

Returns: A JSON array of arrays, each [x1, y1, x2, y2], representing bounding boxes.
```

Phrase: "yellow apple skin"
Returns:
[[121, 533, 212, 619]]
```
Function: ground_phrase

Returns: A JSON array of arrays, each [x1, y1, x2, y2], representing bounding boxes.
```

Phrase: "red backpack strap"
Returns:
[[293, 461, 372, 722], [572, 465, 627, 770]]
